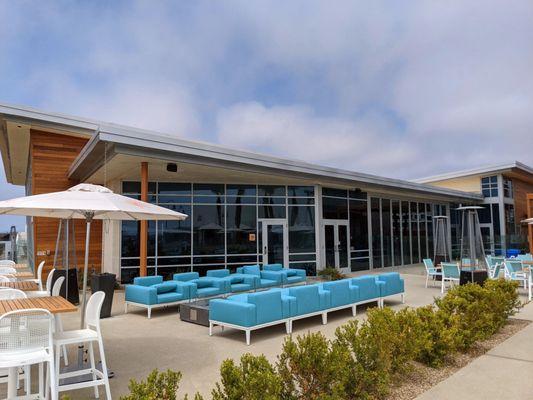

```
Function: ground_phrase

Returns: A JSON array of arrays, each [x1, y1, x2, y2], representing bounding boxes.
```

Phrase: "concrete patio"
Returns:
[[4, 265, 531, 399]]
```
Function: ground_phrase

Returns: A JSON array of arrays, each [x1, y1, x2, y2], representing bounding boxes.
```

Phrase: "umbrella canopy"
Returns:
[[0, 183, 188, 329], [0, 183, 187, 221]]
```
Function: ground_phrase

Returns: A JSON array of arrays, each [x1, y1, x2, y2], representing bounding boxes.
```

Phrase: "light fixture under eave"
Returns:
[[167, 163, 178, 173]]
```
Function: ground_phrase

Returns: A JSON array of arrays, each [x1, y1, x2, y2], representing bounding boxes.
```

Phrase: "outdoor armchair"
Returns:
[[350, 275, 381, 306], [235, 265, 282, 289], [441, 262, 460, 293], [206, 269, 257, 292], [173, 272, 228, 298], [262, 263, 306, 286], [423, 258, 442, 288], [376, 272, 405, 306], [125, 275, 196, 318]]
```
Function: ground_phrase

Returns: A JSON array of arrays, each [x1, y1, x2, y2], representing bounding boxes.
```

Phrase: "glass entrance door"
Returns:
[[323, 220, 350, 273], [259, 219, 288, 266], [480, 224, 494, 255]]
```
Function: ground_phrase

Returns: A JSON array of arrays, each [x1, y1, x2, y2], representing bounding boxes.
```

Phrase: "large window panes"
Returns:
[[371, 198, 382, 268], [288, 186, 316, 275], [349, 198, 369, 271], [392, 201, 402, 266], [193, 204, 225, 255], [411, 202, 420, 263], [323, 197, 348, 219], [401, 202, 411, 265], [426, 204, 434, 259], [226, 205, 256, 254], [381, 199, 392, 267], [419, 204, 427, 260], [158, 205, 191, 256]]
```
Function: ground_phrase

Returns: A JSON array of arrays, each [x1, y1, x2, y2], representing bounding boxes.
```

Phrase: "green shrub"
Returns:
[[277, 332, 347, 400], [120, 369, 182, 400], [413, 305, 458, 367], [318, 267, 347, 281], [334, 319, 391, 399], [211, 353, 282, 400], [484, 278, 520, 323]]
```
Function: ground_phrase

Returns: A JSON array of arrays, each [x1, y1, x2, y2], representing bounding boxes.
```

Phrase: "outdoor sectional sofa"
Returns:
[[209, 272, 405, 344], [124, 264, 308, 318], [124, 276, 196, 318]]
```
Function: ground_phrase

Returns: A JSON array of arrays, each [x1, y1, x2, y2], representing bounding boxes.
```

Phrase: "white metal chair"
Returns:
[[423, 258, 442, 288], [0, 266, 17, 275], [0, 288, 27, 300], [51, 276, 69, 366], [504, 260, 528, 289], [0, 259, 16, 267], [441, 262, 460, 293], [0, 308, 58, 400], [27, 268, 56, 298], [54, 291, 111, 399], [28, 261, 46, 291], [0, 274, 15, 283]]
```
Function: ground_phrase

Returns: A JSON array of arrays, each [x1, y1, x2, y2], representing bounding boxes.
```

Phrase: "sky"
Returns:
[[1, 0, 532, 231]]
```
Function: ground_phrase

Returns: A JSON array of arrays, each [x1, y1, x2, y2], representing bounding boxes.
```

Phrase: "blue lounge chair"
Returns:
[[376, 272, 405, 306], [262, 263, 306, 286], [235, 265, 282, 289], [423, 258, 442, 288], [206, 269, 257, 292], [125, 276, 196, 318], [173, 272, 228, 298], [441, 262, 460, 293]]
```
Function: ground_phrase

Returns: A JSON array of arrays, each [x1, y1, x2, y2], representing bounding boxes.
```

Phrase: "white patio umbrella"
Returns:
[[0, 183, 187, 327]]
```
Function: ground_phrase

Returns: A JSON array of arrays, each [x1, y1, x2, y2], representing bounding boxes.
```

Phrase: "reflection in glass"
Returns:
[[402, 202, 411, 265], [193, 204, 225, 254], [371, 198, 382, 268], [382, 199, 391, 267], [226, 205, 257, 254], [289, 206, 315, 253], [349, 200, 368, 251], [158, 205, 191, 256], [411, 202, 420, 263], [323, 197, 348, 219], [392, 200, 402, 266]]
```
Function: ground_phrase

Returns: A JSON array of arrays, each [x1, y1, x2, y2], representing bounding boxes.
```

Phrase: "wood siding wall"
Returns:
[[513, 178, 533, 228], [30, 130, 102, 278], [527, 194, 533, 254]]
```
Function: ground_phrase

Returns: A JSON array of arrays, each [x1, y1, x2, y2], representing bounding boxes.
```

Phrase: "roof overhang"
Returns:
[[414, 162, 533, 184], [69, 125, 483, 202]]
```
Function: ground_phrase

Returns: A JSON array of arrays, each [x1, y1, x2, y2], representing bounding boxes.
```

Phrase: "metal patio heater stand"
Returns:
[[433, 215, 451, 267], [52, 219, 80, 304], [457, 206, 488, 285]]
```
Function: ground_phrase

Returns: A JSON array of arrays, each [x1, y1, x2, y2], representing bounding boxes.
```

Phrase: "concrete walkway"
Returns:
[[415, 301, 533, 400]]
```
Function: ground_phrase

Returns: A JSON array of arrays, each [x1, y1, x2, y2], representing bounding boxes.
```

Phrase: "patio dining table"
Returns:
[[0, 295, 78, 398], [0, 281, 39, 291], [13, 271, 34, 280]]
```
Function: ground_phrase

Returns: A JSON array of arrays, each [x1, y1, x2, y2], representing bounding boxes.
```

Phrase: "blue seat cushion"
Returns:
[[153, 282, 178, 294], [133, 276, 163, 287], [243, 265, 261, 276], [286, 270, 297, 277], [197, 287, 221, 297], [286, 275, 305, 284], [229, 275, 245, 284], [157, 292, 186, 304], [194, 279, 213, 289], [227, 293, 249, 302], [231, 283, 253, 292], [258, 278, 277, 288]]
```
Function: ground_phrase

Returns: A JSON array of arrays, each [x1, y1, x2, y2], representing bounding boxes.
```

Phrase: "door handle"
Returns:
[[263, 246, 267, 255]]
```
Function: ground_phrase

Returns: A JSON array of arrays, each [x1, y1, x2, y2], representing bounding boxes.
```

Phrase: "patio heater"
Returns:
[[52, 219, 80, 304], [457, 206, 488, 285], [433, 215, 450, 266]]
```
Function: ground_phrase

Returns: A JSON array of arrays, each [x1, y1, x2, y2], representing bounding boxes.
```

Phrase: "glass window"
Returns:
[[288, 186, 314, 197], [350, 258, 370, 272], [258, 185, 286, 197], [193, 183, 225, 196], [371, 198, 382, 268], [426, 203, 434, 259], [481, 176, 498, 197], [392, 200, 402, 266], [382, 199, 391, 267], [411, 202, 420, 263], [259, 197, 286, 205], [122, 181, 156, 194], [349, 189, 367, 200], [193, 204, 225, 255], [477, 204, 492, 224], [419, 204, 427, 260], [289, 198, 314, 205], [226, 184, 256, 196], [505, 204, 516, 235], [492, 204, 501, 236], [258, 206, 286, 219], [157, 204, 191, 256], [226, 205, 257, 254], [121, 221, 139, 258], [402, 202, 411, 265], [503, 178, 513, 198], [349, 200, 368, 251], [322, 187, 347, 198], [289, 262, 316, 276], [323, 197, 348, 219], [288, 206, 315, 253], [193, 196, 225, 204], [226, 196, 256, 204], [158, 195, 191, 204], [158, 183, 191, 195]]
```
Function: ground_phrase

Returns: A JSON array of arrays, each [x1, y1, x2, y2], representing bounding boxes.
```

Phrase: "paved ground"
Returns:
[[415, 296, 533, 400], [3, 265, 531, 399]]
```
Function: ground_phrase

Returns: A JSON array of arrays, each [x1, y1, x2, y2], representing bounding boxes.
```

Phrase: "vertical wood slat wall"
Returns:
[[30, 130, 102, 279]]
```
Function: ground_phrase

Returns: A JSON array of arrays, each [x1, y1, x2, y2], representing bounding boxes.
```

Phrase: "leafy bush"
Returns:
[[211, 354, 282, 400], [318, 267, 347, 281], [484, 278, 520, 322], [120, 369, 183, 400], [277, 332, 347, 399]]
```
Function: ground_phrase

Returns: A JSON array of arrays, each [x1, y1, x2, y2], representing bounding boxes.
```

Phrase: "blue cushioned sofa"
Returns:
[[262, 264, 307, 286], [125, 276, 196, 318], [210, 290, 295, 345], [206, 269, 257, 292], [235, 265, 283, 289], [376, 272, 405, 306], [173, 272, 228, 298], [209, 273, 405, 344]]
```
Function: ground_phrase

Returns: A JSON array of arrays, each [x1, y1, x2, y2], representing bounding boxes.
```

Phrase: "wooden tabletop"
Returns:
[[522, 260, 533, 265], [0, 281, 39, 291], [14, 264, 29, 270], [0, 296, 77, 315], [14, 272, 34, 279]]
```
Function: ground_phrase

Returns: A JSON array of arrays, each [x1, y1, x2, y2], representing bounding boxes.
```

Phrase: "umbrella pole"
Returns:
[[80, 213, 94, 329]]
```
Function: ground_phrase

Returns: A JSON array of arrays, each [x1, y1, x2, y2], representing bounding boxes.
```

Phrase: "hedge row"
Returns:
[[120, 279, 520, 400]]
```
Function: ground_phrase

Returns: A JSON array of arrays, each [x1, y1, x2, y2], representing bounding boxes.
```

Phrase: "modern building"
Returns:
[[1, 103, 531, 282]]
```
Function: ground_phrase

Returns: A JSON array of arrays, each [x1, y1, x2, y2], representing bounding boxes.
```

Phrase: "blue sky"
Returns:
[[1, 1, 533, 231]]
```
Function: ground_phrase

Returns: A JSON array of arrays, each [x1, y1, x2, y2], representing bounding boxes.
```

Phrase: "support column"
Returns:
[[140, 162, 148, 277]]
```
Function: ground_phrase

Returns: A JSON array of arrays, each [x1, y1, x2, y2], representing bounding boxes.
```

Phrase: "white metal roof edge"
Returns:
[[413, 162, 533, 183]]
